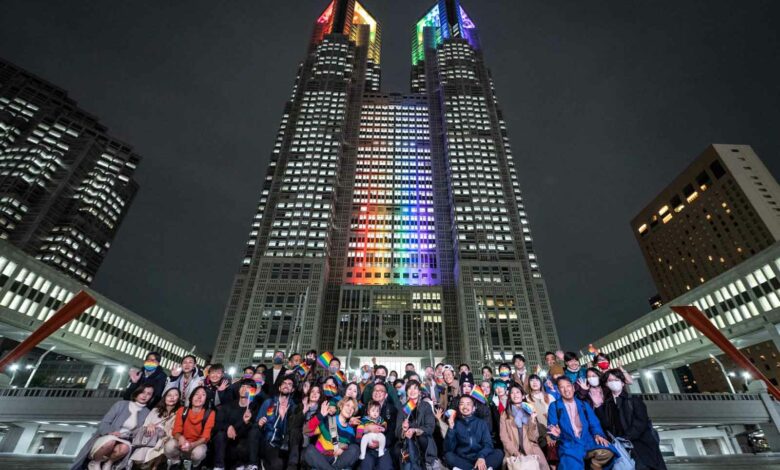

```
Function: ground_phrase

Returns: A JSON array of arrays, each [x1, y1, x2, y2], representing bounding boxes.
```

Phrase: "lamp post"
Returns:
[[709, 353, 736, 394]]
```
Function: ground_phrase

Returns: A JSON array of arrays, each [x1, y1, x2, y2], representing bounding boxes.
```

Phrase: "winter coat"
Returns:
[[70, 400, 150, 470], [444, 414, 496, 463], [498, 408, 550, 470], [122, 367, 168, 409], [596, 392, 667, 470], [396, 399, 438, 464], [164, 370, 204, 406]]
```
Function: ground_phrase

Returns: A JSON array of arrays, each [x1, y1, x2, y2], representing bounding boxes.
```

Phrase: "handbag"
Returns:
[[505, 455, 541, 470], [609, 433, 636, 470], [544, 439, 559, 463]]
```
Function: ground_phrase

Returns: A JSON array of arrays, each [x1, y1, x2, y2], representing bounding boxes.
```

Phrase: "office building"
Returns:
[[0, 59, 140, 284], [214, 0, 559, 369], [632, 144, 780, 302]]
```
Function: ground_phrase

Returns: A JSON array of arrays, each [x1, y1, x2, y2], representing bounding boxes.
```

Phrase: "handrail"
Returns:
[[0, 387, 123, 399], [638, 392, 763, 401]]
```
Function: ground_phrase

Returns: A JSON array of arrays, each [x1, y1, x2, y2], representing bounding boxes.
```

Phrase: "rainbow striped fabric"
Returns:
[[318, 351, 334, 369], [333, 370, 347, 386], [296, 363, 311, 377], [246, 387, 257, 402], [323, 383, 339, 397], [402, 399, 417, 416], [266, 405, 275, 417], [308, 413, 356, 457], [470, 387, 487, 404], [143, 360, 158, 372]]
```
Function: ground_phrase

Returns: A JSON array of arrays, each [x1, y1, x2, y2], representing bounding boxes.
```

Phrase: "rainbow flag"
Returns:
[[296, 363, 310, 377], [323, 383, 339, 397], [143, 360, 158, 371], [434, 375, 445, 387], [420, 383, 429, 394], [266, 405, 275, 417], [246, 387, 257, 402], [318, 351, 334, 369], [403, 399, 417, 416], [333, 370, 347, 386], [470, 387, 487, 404]]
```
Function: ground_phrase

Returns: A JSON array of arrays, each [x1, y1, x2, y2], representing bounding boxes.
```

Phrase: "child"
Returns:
[[358, 400, 386, 459]]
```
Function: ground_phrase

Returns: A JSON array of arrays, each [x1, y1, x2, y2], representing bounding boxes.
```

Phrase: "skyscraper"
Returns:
[[214, 0, 559, 369], [0, 59, 140, 285], [632, 144, 780, 302]]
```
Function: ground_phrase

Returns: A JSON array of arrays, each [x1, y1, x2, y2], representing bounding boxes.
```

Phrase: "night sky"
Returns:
[[1, 1, 778, 357]]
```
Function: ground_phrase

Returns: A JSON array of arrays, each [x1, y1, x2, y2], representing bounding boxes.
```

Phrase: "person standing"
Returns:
[[264, 351, 289, 397], [166, 355, 204, 407]]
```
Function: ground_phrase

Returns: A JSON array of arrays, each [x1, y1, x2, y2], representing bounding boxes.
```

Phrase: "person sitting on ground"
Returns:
[[396, 380, 438, 469], [165, 386, 215, 469], [211, 379, 257, 470], [71, 384, 153, 470], [595, 369, 667, 470], [123, 351, 168, 409], [444, 395, 504, 470], [130, 387, 181, 469], [358, 381, 396, 470], [499, 384, 549, 470], [547, 376, 614, 470], [305, 396, 361, 470], [248, 375, 297, 470], [290, 384, 323, 470]]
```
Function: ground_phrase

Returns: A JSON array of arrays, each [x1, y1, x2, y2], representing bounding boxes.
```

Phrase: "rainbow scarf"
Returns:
[[470, 387, 487, 404], [323, 383, 339, 397], [402, 399, 417, 416], [143, 361, 158, 373], [318, 351, 334, 369], [296, 363, 311, 377]]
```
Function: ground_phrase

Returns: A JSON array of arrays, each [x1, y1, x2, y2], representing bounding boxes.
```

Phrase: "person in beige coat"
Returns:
[[499, 384, 550, 470]]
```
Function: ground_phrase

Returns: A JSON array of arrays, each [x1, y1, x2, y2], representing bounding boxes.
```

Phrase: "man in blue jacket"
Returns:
[[547, 376, 615, 470], [444, 395, 503, 470]]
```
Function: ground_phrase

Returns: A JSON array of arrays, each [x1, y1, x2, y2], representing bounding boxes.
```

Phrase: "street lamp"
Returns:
[[8, 363, 19, 386], [742, 372, 752, 386], [709, 353, 736, 394]]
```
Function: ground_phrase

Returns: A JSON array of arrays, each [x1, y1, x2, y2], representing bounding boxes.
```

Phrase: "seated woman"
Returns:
[[71, 384, 153, 470], [305, 396, 360, 470], [499, 384, 549, 470], [595, 369, 667, 470], [164, 386, 215, 469], [130, 388, 181, 469], [395, 380, 437, 469]]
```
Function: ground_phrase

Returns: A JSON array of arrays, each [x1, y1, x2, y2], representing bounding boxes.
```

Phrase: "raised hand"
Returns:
[[548, 424, 561, 437], [129, 369, 141, 384], [218, 379, 230, 391], [447, 410, 457, 429], [320, 400, 330, 417]]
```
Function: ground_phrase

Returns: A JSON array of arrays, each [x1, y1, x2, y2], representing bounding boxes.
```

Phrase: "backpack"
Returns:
[[179, 407, 212, 437]]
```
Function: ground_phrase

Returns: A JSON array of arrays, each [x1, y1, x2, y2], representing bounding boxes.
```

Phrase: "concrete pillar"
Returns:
[[661, 369, 681, 394], [86, 364, 106, 389], [12, 422, 39, 454], [766, 324, 780, 354], [108, 369, 125, 390], [758, 390, 780, 452], [641, 369, 659, 393], [59, 429, 87, 456]]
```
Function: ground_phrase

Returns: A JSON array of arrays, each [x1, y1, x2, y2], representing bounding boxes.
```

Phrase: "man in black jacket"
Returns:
[[212, 379, 259, 470], [122, 351, 167, 408], [203, 363, 234, 409], [263, 351, 290, 397]]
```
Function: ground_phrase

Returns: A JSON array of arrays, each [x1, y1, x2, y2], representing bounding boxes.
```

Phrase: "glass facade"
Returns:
[[215, 0, 559, 369]]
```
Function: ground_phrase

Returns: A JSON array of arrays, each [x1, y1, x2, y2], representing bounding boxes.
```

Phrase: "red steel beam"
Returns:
[[671, 305, 780, 400], [0, 290, 96, 372]]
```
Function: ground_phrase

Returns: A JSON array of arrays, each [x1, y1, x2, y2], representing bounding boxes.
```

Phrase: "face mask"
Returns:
[[375, 375, 386, 383], [362, 372, 371, 381], [329, 365, 339, 374], [588, 377, 600, 387], [597, 360, 610, 371], [389, 375, 397, 382], [273, 356, 284, 365], [243, 373, 254, 379], [499, 369, 510, 378], [607, 381, 623, 393], [143, 360, 158, 373], [305, 357, 316, 365]]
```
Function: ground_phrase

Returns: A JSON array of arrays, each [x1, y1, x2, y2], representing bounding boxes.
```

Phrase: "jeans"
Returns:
[[359, 448, 394, 470], [444, 449, 503, 470]]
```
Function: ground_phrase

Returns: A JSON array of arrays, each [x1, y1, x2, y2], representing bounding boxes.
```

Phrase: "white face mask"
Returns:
[[607, 381, 623, 393], [587, 377, 600, 387]]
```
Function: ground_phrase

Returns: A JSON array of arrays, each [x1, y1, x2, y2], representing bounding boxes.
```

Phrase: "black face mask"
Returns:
[[305, 358, 316, 366], [375, 376, 386, 383]]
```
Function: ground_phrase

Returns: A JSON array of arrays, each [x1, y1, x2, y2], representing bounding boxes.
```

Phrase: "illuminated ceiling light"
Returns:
[[658, 205, 669, 216], [686, 191, 699, 203], [638, 223, 648, 234]]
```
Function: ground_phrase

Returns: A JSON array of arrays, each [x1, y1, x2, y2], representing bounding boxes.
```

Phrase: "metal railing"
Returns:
[[0, 387, 123, 399], [638, 392, 764, 402]]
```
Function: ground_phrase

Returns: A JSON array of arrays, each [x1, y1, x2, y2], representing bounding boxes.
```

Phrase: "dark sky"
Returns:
[[2, 1, 778, 356]]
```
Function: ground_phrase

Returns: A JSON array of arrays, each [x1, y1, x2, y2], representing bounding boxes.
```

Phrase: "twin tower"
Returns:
[[214, 0, 560, 371]]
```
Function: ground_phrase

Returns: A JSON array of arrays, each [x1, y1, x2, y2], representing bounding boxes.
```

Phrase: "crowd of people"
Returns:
[[71, 349, 667, 470]]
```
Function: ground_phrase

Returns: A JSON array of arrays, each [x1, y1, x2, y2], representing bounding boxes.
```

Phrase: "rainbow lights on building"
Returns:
[[346, 96, 438, 286], [315, 1, 380, 65], [412, 2, 479, 65]]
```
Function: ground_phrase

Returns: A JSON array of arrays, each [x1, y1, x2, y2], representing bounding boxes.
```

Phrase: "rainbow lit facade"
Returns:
[[346, 97, 438, 286], [412, 2, 479, 65]]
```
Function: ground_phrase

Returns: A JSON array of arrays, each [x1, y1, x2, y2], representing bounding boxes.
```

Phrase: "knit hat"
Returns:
[[459, 371, 474, 386]]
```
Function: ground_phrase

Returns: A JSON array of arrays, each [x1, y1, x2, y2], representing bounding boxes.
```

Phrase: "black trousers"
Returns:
[[212, 430, 250, 468], [248, 425, 289, 469]]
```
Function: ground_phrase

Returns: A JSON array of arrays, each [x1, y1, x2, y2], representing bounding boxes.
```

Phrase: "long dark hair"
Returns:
[[187, 385, 209, 410], [503, 383, 525, 418], [130, 384, 155, 403], [155, 388, 182, 418]]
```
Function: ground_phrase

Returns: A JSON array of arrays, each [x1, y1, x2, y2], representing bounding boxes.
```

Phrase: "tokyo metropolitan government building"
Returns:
[[214, 0, 559, 371]]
